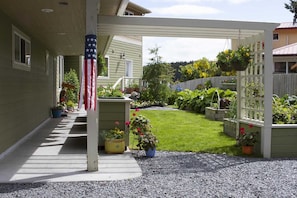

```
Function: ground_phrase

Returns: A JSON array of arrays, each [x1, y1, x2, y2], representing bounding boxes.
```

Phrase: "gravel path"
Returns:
[[0, 151, 297, 198]]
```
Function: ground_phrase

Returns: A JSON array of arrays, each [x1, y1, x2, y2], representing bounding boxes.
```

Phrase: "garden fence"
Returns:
[[171, 74, 297, 97]]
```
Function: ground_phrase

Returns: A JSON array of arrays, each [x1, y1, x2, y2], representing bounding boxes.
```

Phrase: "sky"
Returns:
[[131, 0, 294, 65]]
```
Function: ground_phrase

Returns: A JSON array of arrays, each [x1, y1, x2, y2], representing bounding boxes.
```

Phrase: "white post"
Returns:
[[86, 0, 99, 171], [262, 29, 273, 158]]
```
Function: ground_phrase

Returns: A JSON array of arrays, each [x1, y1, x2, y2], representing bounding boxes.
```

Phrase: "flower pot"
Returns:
[[52, 109, 62, 118], [105, 138, 125, 154], [145, 147, 156, 158], [218, 63, 233, 72], [242, 145, 253, 155], [231, 61, 249, 71]]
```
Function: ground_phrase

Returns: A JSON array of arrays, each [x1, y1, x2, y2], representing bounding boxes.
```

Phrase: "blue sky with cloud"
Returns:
[[131, 0, 293, 64]]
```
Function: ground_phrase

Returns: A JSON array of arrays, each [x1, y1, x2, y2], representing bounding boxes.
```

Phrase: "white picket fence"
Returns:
[[171, 74, 297, 97]]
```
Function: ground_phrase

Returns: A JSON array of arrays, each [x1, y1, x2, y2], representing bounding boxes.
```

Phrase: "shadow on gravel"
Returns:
[[133, 151, 264, 175], [0, 183, 45, 193]]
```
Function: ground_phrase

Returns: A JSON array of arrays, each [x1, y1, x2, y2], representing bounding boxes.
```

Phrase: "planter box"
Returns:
[[221, 83, 236, 91], [271, 125, 297, 158], [223, 118, 237, 138], [205, 107, 227, 121], [98, 97, 132, 149]]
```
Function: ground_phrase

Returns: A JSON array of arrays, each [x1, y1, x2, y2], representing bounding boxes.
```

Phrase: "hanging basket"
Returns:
[[231, 60, 249, 71], [217, 62, 233, 72]]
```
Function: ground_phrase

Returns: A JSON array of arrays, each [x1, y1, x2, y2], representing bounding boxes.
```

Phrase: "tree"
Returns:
[[142, 47, 174, 105], [285, 0, 297, 24]]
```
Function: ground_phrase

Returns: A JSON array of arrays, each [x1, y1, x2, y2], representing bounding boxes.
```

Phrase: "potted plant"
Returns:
[[126, 109, 158, 157], [237, 124, 257, 155], [216, 49, 234, 72], [66, 100, 75, 111], [216, 45, 252, 71], [51, 103, 64, 118], [104, 121, 126, 154], [231, 45, 252, 71], [138, 132, 158, 157]]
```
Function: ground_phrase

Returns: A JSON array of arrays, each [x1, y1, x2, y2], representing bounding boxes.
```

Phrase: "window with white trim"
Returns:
[[98, 55, 109, 78], [12, 25, 31, 71]]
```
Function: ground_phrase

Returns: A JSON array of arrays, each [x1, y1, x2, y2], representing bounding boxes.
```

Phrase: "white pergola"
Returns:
[[86, 2, 278, 171]]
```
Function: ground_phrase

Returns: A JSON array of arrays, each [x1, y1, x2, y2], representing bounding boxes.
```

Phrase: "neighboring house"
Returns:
[[273, 22, 297, 74], [98, 3, 150, 88]]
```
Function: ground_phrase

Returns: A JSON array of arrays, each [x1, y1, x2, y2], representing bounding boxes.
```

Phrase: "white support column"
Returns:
[[262, 29, 273, 158], [86, 0, 99, 171]]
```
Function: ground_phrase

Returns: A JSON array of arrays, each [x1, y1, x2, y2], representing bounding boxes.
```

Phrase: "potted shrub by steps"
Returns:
[[51, 104, 64, 118]]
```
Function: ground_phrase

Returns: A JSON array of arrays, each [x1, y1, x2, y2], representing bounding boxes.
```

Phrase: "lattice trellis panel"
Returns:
[[238, 35, 265, 123]]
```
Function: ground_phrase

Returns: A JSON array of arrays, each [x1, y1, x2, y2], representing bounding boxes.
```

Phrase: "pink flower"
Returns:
[[114, 121, 120, 126], [137, 128, 141, 132], [240, 127, 245, 135], [125, 121, 130, 126], [135, 108, 140, 112]]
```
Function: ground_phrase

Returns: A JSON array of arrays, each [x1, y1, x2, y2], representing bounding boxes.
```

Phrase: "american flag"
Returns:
[[80, 34, 97, 111]]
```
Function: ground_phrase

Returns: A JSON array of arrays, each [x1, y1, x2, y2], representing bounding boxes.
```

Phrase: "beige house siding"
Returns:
[[0, 11, 55, 154], [98, 36, 143, 87], [273, 28, 297, 49]]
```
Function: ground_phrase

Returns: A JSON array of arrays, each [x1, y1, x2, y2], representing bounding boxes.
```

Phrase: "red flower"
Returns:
[[248, 123, 253, 128], [240, 127, 245, 135], [137, 128, 141, 132], [133, 113, 136, 117], [115, 121, 120, 126], [125, 121, 130, 126], [135, 108, 140, 112]]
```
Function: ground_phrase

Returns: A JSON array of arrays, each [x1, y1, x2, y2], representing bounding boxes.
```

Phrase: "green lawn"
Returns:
[[129, 109, 242, 156]]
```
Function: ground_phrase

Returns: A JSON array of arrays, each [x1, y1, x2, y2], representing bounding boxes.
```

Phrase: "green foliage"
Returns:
[[64, 69, 79, 103], [285, 0, 297, 24], [272, 94, 297, 124], [97, 85, 124, 98], [179, 58, 220, 81], [176, 88, 236, 113], [142, 47, 174, 105], [98, 54, 108, 77]]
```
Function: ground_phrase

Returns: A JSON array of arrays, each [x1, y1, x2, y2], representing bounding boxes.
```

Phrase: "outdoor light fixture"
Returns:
[[41, 8, 54, 13], [120, 52, 125, 59]]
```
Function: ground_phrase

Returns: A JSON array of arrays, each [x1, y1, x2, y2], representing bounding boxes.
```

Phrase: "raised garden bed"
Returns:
[[205, 107, 227, 121]]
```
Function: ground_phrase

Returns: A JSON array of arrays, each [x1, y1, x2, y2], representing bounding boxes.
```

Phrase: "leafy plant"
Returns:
[[237, 124, 257, 146], [97, 85, 124, 98], [64, 69, 79, 103], [104, 121, 125, 139], [142, 47, 174, 105], [127, 109, 158, 150]]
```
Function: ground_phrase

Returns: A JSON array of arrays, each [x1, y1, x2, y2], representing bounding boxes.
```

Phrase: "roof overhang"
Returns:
[[98, 16, 278, 39]]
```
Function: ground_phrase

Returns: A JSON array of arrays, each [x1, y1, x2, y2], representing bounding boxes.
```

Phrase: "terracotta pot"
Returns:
[[242, 145, 253, 155]]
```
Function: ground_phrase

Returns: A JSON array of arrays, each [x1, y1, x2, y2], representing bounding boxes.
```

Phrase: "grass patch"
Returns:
[[129, 109, 242, 156]]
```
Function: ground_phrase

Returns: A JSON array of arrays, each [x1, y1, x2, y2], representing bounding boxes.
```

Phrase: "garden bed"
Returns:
[[205, 107, 227, 121], [223, 118, 237, 138]]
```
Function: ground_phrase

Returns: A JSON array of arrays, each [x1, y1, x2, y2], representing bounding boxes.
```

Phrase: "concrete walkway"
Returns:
[[0, 109, 142, 183]]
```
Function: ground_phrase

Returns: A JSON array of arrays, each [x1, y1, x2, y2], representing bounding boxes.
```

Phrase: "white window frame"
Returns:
[[12, 25, 31, 71], [98, 55, 110, 79], [125, 59, 133, 77]]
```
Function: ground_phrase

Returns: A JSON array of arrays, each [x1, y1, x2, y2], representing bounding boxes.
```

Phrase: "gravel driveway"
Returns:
[[1, 151, 297, 198]]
